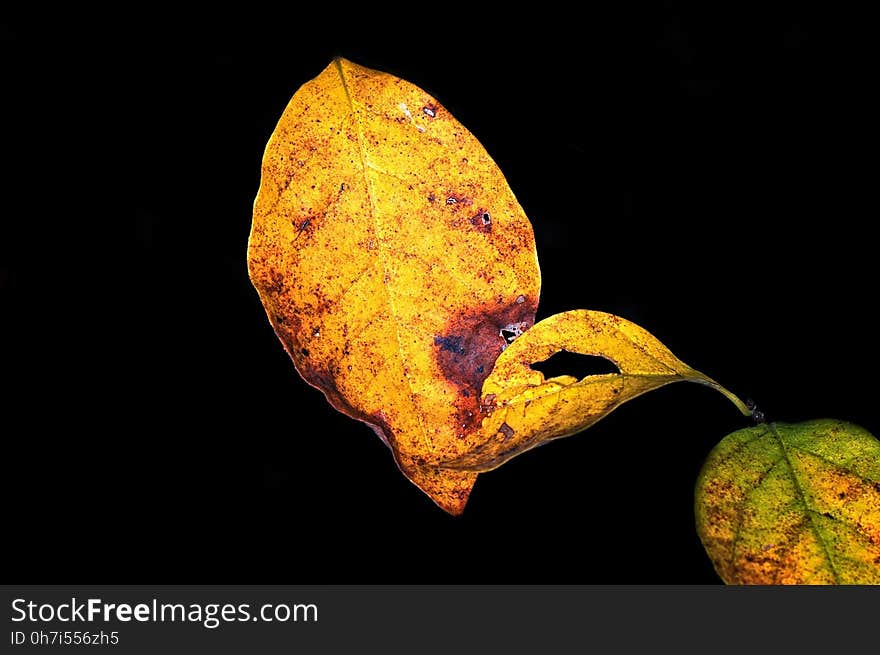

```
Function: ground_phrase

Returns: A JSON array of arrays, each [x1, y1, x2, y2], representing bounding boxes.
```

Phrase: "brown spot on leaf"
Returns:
[[445, 193, 473, 207], [469, 211, 492, 234], [499, 423, 515, 441], [434, 335, 466, 355], [294, 218, 311, 240], [433, 298, 536, 436]]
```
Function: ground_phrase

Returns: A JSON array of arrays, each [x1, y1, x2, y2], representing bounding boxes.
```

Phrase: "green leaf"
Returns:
[[695, 419, 880, 584]]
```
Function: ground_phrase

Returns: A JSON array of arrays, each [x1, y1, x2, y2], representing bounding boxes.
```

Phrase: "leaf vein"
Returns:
[[787, 444, 873, 479], [806, 508, 878, 548], [334, 60, 433, 453], [769, 423, 842, 583]]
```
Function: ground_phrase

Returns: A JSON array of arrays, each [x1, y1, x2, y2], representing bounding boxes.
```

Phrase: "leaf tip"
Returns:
[[399, 461, 478, 516]]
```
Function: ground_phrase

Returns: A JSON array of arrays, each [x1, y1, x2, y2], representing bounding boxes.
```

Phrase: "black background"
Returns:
[[3, 6, 874, 583]]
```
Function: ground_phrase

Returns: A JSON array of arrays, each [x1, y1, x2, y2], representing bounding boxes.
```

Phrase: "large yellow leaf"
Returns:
[[248, 58, 540, 514], [440, 310, 749, 471], [696, 420, 880, 584]]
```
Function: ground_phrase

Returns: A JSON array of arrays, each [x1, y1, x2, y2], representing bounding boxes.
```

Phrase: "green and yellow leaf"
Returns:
[[696, 419, 880, 584]]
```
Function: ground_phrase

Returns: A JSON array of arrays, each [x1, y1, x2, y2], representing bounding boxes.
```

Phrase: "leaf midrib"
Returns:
[[768, 423, 842, 583], [333, 59, 433, 453], [494, 371, 690, 409]]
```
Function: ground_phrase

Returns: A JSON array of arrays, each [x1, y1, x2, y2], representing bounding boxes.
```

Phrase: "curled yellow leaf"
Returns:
[[442, 310, 749, 472]]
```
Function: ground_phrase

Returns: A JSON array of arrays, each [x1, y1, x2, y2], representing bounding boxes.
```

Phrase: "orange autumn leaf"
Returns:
[[248, 58, 540, 514]]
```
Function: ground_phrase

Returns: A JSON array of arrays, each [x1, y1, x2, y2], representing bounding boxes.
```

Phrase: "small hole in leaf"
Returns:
[[530, 350, 619, 380]]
